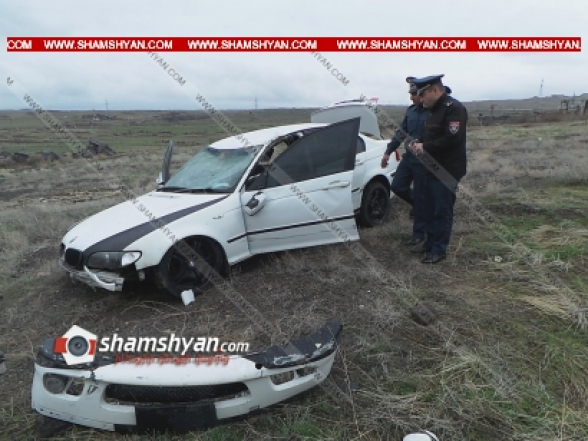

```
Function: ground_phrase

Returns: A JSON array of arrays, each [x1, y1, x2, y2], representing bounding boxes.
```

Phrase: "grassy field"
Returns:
[[0, 109, 323, 155], [0, 107, 587, 440]]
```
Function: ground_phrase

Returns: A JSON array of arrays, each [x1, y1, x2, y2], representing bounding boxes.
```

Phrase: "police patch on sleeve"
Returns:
[[448, 121, 460, 134]]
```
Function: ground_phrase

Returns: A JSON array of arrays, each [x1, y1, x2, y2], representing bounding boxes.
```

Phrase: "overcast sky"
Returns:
[[1, 0, 586, 110]]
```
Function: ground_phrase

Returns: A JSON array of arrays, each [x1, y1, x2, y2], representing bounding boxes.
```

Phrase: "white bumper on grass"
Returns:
[[32, 321, 342, 433]]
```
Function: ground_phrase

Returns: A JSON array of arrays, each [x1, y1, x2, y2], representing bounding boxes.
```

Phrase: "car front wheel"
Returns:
[[357, 181, 390, 227], [155, 237, 225, 297]]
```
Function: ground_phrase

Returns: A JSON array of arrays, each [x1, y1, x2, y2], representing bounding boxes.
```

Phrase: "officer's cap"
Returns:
[[411, 74, 445, 96], [405, 76, 418, 94]]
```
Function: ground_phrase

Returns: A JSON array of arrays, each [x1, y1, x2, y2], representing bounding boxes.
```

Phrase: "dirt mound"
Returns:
[[76, 139, 116, 157], [11, 152, 30, 163], [39, 151, 60, 161], [2, 151, 62, 165]]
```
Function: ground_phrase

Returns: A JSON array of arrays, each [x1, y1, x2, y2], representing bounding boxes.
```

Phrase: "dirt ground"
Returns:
[[1, 111, 588, 440]]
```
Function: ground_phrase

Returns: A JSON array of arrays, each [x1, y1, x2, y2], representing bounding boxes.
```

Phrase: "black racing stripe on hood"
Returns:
[[83, 196, 228, 257]]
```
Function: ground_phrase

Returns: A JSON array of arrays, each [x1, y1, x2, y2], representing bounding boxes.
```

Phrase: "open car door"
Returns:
[[239, 118, 360, 255], [157, 140, 175, 187]]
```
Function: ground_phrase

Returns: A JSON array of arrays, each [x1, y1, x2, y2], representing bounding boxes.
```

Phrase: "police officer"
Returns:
[[409, 75, 467, 263], [381, 77, 429, 246]]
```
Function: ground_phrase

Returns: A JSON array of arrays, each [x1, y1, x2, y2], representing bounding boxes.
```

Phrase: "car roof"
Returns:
[[209, 123, 327, 150]]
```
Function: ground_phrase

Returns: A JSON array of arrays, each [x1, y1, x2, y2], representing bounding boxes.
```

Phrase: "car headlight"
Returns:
[[43, 374, 68, 394], [86, 251, 142, 270]]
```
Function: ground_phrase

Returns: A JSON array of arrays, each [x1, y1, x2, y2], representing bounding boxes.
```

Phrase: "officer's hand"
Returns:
[[412, 143, 424, 156], [381, 154, 390, 168]]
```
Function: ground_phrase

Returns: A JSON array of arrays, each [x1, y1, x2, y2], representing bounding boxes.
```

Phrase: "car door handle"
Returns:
[[322, 180, 350, 190], [355, 159, 364, 165]]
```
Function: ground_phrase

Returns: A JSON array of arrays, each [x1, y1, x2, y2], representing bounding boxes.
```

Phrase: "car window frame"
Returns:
[[264, 119, 359, 189]]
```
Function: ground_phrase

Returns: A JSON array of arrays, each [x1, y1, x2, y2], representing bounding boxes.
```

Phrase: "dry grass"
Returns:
[[530, 225, 588, 248]]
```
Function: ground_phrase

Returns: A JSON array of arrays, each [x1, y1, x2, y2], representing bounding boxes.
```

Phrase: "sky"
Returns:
[[0, 0, 586, 110]]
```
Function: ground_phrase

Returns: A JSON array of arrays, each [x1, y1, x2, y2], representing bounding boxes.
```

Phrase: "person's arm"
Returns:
[[422, 104, 467, 155], [385, 114, 409, 155]]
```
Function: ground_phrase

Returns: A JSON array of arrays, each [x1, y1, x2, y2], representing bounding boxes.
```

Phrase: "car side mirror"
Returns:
[[244, 192, 266, 216]]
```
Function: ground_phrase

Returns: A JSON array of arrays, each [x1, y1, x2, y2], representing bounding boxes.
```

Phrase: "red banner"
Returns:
[[6, 37, 582, 52]]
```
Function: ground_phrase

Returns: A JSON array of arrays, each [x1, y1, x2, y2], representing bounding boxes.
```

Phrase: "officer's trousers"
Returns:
[[390, 153, 428, 240], [422, 176, 458, 256]]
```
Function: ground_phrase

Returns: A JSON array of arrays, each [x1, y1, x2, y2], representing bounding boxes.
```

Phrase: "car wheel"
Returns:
[[357, 181, 390, 227], [155, 237, 225, 297]]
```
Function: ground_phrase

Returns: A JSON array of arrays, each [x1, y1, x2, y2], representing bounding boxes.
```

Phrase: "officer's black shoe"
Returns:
[[409, 208, 414, 220], [422, 254, 447, 264], [405, 237, 424, 246], [410, 244, 430, 254]]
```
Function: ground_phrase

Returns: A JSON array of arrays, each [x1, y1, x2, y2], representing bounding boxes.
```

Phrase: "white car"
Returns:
[[59, 101, 400, 298]]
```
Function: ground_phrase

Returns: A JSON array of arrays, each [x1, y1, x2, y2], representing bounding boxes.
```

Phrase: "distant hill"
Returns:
[[462, 93, 588, 114], [371, 93, 588, 122]]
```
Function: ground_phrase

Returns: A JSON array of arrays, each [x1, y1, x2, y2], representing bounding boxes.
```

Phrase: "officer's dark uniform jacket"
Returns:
[[385, 104, 428, 157], [422, 93, 468, 180]]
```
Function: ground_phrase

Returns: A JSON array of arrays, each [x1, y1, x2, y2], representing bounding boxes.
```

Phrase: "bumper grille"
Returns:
[[64, 248, 83, 269], [104, 383, 248, 404]]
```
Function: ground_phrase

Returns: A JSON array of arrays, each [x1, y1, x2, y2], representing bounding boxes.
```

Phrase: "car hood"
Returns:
[[62, 192, 228, 252]]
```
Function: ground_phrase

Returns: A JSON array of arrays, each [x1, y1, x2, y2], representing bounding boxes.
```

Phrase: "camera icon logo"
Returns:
[[53, 325, 98, 365]]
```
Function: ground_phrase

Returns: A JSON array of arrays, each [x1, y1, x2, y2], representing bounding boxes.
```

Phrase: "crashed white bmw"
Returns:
[[59, 101, 400, 298]]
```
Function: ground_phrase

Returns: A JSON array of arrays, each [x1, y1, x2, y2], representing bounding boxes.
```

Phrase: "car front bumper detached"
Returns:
[[32, 321, 343, 433]]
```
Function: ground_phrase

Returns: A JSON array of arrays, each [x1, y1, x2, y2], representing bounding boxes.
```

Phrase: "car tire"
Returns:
[[357, 181, 390, 227], [155, 237, 225, 298]]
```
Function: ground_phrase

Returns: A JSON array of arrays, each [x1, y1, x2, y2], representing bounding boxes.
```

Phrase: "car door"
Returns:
[[352, 136, 367, 210], [239, 118, 361, 255]]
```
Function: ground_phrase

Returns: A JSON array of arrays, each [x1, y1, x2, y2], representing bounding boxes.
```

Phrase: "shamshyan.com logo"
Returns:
[[54, 325, 249, 366], [53, 325, 97, 365]]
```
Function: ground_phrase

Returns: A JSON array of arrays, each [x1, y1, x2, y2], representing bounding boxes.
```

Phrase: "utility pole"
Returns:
[[104, 99, 109, 112], [539, 79, 543, 111], [254, 97, 258, 110]]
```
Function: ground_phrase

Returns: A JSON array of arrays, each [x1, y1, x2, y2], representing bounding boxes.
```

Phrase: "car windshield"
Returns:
[[162, 145, 261, 193]]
